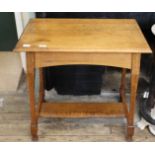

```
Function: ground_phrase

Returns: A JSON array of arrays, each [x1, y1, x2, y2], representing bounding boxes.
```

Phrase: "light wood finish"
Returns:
[[26, 53, 38, 140], [14, 19, 152, 141], [38, 68, 44, 113], [35, 52, 132, 69], [120, 69, 128, 117], [127, 54, 141, 140], [15, 19, 151, 53], [39, 102, 125, 118]]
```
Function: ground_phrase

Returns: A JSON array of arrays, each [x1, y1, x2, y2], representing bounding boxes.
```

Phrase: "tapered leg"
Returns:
[[120, 68, 128, 117], [38, 68, 45, 113], [120, 69, 126, 96], [26, 53, 38, 141], [127, 54, 141, 141]]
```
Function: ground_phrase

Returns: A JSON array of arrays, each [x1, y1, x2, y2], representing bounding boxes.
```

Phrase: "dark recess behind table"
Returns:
[[0, 12, 18, 51], [36, 12, 155, 95]]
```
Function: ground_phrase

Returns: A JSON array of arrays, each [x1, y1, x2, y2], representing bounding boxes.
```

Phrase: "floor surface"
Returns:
[[0, 70, 154, 142]]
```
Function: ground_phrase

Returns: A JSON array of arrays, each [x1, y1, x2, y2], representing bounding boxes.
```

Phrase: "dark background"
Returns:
[[1, 12, 154, 95], [0, 12, 18, 51], [36, 12, 155, 95]]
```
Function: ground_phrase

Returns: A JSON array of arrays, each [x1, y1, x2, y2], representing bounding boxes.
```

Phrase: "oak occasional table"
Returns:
[[14, 19, 152, 141]]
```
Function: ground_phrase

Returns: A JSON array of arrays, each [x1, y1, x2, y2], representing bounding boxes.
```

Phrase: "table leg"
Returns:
[[38, 68, 45, 113], [120, 68, 128, 117], [127, 53, 140, 141], [26, 53, 38, 141]]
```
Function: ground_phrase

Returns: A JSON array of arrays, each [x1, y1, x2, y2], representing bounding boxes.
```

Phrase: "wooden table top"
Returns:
[[14, 19, 152, 53]]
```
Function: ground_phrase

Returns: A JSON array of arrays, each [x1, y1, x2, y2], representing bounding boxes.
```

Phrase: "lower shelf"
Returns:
[[39, 102, 125, 118]]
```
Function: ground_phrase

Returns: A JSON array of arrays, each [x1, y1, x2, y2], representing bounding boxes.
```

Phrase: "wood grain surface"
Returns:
[[35, 52, 132, 68], [14, 19, 151, 53], [13, 18, 152, 141], [39, 102, 125, 118]]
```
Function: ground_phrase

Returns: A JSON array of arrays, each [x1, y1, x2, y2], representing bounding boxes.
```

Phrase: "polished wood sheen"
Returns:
[[14, 19, 152, 141], [15, 19, 151, 53], [39, 102, 125, 118], [26, 53, 38, 141], [35, 52, 132, 69]]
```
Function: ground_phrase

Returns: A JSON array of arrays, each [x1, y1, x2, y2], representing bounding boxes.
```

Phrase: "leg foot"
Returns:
[[31, 124, 38, 141], [126, 126, 134, 141]]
